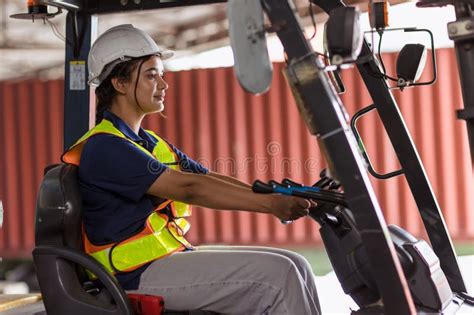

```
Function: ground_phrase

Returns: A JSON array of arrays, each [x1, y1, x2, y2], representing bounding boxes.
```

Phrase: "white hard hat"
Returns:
[[88, 24, 174, 86]]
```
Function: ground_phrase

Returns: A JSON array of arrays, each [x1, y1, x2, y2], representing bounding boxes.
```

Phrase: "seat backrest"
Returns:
[[35, 163, 82, 249], [35, 164, 87, 279], [33, 164, 135, 315]]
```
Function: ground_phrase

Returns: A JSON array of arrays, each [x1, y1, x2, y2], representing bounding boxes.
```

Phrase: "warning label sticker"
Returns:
[[70, 60, 86, 90]]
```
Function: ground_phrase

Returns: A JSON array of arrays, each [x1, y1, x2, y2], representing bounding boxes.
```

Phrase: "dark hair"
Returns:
[[94, 56, 150, 124]]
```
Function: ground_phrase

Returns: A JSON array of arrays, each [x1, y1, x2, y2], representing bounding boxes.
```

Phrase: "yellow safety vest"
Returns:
[[61, 119, 192, 275]]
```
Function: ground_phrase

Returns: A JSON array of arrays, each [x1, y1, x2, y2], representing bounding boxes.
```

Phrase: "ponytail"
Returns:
[[95, 77, 115, 124]]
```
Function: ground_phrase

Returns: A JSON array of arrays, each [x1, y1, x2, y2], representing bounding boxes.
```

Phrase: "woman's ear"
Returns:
[[111, 77, 128, 95]]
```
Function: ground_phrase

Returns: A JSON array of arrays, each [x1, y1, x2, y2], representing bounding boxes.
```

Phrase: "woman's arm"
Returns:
[[206, 171, 252, 189], [147, 168, 309, 221]]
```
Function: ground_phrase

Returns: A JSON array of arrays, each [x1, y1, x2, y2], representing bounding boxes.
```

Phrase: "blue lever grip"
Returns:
[[292, 186, 321, 193], [272, 185, 321, 195], [272, 186, 294, 195]]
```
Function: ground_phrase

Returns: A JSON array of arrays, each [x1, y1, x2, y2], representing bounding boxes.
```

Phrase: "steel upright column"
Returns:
[[64, 11, 97, 150], [451, 2, 474, 167], [262, 1, 415, 313]]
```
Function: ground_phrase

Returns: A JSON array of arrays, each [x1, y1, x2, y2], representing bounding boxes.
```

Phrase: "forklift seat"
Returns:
[[33, 163, 135, 314], [32, 164, 190, 315]]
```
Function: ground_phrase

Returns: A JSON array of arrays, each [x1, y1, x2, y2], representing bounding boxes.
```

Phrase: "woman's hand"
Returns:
[[269, 195, 311, 221]]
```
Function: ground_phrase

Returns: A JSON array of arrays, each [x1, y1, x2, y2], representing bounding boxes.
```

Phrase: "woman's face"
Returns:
[[126, 55, 168, 114]]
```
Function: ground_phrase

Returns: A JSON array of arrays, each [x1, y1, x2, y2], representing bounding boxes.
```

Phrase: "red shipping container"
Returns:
[[0, 48, 472, 258]]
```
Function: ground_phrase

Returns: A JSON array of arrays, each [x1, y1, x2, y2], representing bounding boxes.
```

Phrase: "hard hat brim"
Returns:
[[158, 50, 174, 60], [89, 50, 175, 86]]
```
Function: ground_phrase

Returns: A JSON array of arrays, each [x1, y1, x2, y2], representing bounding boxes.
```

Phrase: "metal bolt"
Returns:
[[466, 22, 473, 30], [332, 55, 343, 65], [448, 25, 458, 35], [120, 0, 128, 5]]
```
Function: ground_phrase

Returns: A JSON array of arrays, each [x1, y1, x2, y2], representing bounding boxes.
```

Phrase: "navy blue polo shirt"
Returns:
[[77, 110, 208, 290]]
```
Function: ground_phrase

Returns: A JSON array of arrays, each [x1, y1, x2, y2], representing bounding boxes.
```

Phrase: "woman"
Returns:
[[62, 24, 321, 314]]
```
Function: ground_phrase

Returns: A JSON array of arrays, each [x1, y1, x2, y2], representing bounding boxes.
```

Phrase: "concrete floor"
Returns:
[[316, 255, 474, 314]]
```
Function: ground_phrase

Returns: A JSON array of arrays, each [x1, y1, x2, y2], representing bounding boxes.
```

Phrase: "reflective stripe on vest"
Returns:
[[62, 119, 192, 275], [147, 129, 191, 218], [84, 212, 188, 276]]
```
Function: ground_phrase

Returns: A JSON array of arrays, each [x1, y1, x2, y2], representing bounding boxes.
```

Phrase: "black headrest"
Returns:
[[35, 164, 83, 251]]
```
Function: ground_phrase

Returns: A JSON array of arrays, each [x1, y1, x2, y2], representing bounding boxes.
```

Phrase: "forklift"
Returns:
[[6, 0, 474, 314]]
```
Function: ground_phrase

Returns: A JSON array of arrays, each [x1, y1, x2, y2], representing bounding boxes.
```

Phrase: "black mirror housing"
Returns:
[[326, 7, 363, 65], [396, 43, 427, 83]]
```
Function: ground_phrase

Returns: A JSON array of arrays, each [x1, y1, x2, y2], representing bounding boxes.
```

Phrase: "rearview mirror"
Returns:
[[396, 43, 427, 85], [325, 7, 363, 65]]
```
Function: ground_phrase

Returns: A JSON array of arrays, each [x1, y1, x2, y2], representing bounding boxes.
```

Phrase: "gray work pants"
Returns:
[[127, 245, 320, 315]]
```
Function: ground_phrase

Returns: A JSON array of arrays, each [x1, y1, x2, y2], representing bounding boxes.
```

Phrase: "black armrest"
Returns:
[[33, 245, 132, 315]]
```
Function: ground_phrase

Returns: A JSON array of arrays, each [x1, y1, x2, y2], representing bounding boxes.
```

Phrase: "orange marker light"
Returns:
[[27, 0, 42, 6], [10, 0, 48, 20], [368, 1, 390, 30]]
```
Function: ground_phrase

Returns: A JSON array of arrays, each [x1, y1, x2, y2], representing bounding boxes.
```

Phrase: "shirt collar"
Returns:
[[102, 110, 159, 152], [103, 110, 143, 142]]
